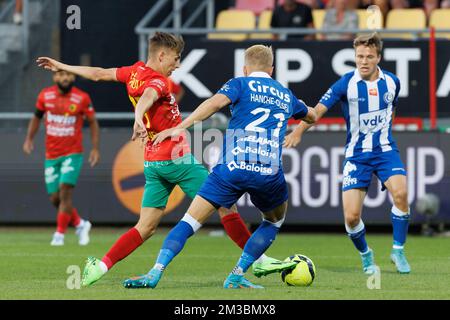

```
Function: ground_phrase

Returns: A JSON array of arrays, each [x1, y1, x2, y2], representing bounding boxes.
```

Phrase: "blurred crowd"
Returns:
[[0, 0, 23, 24], [227, 0, 450, 40]]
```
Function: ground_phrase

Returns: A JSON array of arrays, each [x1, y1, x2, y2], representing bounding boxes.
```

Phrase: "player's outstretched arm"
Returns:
[[86, 115, 100, 167], [152, 93, 231, 145], [284, 103, 327, 148], [36, 57, 118, 82], [23, 113, 42, 154]]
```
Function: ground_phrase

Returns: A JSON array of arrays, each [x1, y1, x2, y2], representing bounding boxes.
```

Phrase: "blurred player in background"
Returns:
[[122, 44, 317, 289], [23, 70, 99, 246], [36, 32, 287, 287], [284, 33, 411, 274]]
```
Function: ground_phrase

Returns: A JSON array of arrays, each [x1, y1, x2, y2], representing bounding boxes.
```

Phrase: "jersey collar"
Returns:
[[248, 71, 272, 78], [355, 66, 385, 82]]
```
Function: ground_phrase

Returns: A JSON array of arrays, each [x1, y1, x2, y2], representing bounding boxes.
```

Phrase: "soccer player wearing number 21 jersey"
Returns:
[[36, 33, 290, 287], [123, 45, 317, 289], [285, 33, 411, 274]]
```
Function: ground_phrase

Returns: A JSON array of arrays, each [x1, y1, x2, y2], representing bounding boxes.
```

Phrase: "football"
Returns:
[[281, 254, 316, 287]]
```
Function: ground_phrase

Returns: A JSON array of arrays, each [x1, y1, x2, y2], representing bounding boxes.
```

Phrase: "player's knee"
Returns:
[[49, 194, 60, 208], [392, 188, 408, 206], [345, 215, 361, 229], [59, 185, 73, 201]]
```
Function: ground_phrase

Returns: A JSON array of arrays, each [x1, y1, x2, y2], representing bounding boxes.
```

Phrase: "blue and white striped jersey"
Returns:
[[319, 67, 401, 159]]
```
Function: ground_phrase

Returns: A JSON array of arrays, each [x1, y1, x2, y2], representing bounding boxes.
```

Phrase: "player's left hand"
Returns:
[[89, 148, 100, 167], [283, 132, 302, 148], [152, 128, 184, 145]]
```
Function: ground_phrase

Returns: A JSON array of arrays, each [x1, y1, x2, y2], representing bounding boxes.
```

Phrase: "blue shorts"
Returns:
[[342, 150, 406, 192], [197, 163, 288, 213]]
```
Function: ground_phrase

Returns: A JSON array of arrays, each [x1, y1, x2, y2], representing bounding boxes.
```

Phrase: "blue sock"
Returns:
[[152, 220, 194, 272], [391, 206, 410, 248], [233, 220, 280, 274], [346, 221, 368, 254]]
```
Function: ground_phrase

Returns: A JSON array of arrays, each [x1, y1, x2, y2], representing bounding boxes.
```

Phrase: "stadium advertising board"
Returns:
[[1, 130, 448, 225], [170, 40, 450, 118]]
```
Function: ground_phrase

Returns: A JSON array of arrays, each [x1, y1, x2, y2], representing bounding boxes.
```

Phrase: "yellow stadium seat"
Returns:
[[312, 9, 326, 40], [249, 10, 273, 39], [312, 9, 326, 29], [208, 9, 256, 41], [429, 9, 450, 39], [384, 9, 426, 39], [356, 9, 383, 30]]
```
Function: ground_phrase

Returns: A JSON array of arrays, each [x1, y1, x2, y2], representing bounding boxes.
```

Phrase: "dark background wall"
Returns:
[[59, 0, 233, 117]]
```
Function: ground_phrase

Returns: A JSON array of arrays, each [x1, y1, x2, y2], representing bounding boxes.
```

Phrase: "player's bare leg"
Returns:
[[343, 188, 378, 274], [384, 175, 411, 273], [224, 201, 294, 289], [82, 207, 164, 286], [123, 196, 216, 288], [49, 192, 60, 208], [135, 207, 166, 240]]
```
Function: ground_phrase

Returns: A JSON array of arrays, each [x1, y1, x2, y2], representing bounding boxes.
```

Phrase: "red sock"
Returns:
[[56, 211, 72, 233], [70, 208, 81, 227], [101, 227, 144, 270], [221, 212, 252, 250]]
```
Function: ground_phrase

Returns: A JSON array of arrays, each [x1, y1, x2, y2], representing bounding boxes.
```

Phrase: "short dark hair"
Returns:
[[353, 32, 383, 55], [148, 32, 185, 57]]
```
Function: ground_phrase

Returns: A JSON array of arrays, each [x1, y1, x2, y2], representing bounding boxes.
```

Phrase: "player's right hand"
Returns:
[[23, 139, 34, 154], [283, 133, 302, 148], [36, 57, 63, 72], [131, 120, 148, 146]]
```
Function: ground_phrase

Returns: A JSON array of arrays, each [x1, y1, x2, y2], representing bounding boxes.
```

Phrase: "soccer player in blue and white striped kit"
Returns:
[[123, 44, 317, 289], [285, 33, 411, 274]]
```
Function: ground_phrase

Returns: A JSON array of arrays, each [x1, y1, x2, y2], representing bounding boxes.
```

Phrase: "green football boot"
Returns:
[[81, 256, 106, 287], [252, 256, 297, 278]]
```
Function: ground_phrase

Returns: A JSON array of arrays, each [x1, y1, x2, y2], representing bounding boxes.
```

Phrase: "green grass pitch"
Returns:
[[0, 227, 449, 300]]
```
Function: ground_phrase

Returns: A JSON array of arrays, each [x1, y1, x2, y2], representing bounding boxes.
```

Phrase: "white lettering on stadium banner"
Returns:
[[232, 146, 445, 209]]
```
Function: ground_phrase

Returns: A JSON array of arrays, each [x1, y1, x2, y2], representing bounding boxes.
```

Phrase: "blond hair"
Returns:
[[148, 32, 185, 57], [244, 45, 273, 70], [353, 32, 383, 56]]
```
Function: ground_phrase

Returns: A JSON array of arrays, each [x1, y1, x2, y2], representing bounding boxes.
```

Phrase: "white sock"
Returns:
[[359, 248, 370, 255], [75, 219, 85, 229], [254, 253, 268, 264], [54, 232, 64, 237], [154, 263, 165, 272], [98, 261, 108, 273], [231, 266, 244, 276]]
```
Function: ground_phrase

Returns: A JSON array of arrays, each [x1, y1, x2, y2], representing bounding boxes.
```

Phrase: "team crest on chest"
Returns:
[[69, 104, 77, 113]]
